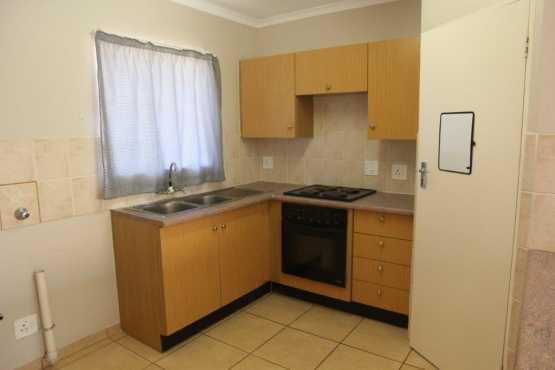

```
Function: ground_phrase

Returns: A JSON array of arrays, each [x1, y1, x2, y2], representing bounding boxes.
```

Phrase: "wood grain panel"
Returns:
[[354, 210, 413, 240], [368, 37, 420, 140], [352, 280, 409, 315], [160, 215, 222, 335], [353, 257, 411, 290], [296, 43, 368, 95], [111, 213, 164, 350], [353, 233, 412, 266]]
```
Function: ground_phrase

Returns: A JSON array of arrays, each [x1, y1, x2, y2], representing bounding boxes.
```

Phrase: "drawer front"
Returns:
[[354, 211, 413, 240], [354, 233, 412, 266], [353, 258, 410, 290], [352, 280, 409, 315]]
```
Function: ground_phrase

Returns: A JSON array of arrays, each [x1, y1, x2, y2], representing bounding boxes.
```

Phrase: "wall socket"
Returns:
[[14, 314, 38, 340], [364, 160, 379, 176], [391, 163, 408, 181], [262, 156, 274, 170]]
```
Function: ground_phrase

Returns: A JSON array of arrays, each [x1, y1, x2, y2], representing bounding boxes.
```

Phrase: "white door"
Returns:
[[410, 1, 530, 370]]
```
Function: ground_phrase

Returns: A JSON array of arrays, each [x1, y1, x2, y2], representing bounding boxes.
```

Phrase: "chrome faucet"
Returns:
[[167, 162, 178, 193]]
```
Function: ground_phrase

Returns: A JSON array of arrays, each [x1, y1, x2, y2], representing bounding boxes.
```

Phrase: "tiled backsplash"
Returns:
[[253, 94, 417, 193]]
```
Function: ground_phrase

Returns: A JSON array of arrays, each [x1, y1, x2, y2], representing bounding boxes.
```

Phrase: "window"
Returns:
[[95, 31, 224, 199]]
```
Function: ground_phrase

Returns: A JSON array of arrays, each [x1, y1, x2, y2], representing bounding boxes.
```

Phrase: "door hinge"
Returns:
[[525, 36, 530, 59]]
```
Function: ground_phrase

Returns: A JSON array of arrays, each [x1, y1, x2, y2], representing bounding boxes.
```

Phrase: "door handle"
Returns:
[[419, 161, 428, 189]]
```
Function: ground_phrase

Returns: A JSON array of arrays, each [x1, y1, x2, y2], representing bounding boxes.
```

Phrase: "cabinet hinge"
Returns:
[[525, 36, 530, 59]]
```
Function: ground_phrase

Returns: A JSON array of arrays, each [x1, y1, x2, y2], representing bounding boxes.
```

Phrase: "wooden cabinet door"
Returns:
[[295, 44, 368, 95], [368, 37, 420, 140], [160, 216, 222, 334], [240, 54, 296, 138], [219, 204, 269, 305]]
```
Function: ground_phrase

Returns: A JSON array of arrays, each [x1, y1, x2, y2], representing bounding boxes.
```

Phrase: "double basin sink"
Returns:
[[132, 187, 262, 216]]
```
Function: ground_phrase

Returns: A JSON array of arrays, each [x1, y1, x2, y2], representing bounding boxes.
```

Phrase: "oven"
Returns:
[[281, 203, 347, 287]]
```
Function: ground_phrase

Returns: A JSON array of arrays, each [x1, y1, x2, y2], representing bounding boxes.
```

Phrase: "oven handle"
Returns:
[[282, 220, 346, 236]]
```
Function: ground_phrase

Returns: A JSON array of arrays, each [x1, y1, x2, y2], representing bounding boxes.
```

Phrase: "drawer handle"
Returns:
[[378, 240, 385, 247], [369, 124, 376, 131], [377, 288, 383, 297], [220, 224, 227, 230], [378, 215, 385, 223], [377, 265, 384, 273], [325, 84, 332, 91], [212, 225, 219, 232]]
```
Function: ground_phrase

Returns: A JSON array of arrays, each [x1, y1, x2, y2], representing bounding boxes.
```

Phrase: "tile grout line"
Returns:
[[314, 314, 364, 370]]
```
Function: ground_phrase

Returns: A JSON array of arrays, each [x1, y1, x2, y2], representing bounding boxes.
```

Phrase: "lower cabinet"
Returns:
[[111, 202, 269, 350]]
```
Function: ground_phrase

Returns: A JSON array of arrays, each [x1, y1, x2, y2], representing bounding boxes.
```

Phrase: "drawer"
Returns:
[[352, 280, 409, 315], [354, 210, 413, 240], [353, 258, 410, 290], [354, 234, 412, 266]]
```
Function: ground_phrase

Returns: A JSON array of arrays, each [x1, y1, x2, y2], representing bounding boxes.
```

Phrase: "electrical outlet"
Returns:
[[364, 160, 379, 176], [391, 163, 408, 181], [262, 156, 274, 170], [14, 314, 38, 340]]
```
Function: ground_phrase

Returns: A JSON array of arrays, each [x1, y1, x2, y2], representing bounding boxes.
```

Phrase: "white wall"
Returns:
[[0, 1, 256, 369]]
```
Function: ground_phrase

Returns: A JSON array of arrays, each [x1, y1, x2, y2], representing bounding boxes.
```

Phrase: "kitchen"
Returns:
[[0, 1, 554, 370]]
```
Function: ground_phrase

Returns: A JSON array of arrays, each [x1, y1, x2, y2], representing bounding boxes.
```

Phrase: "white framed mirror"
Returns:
[[438, 112, 475, 175]]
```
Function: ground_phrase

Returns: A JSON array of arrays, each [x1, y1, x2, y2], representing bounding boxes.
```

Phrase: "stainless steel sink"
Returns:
[[136, 200, 199, 215], [185, 195, 232, 206]]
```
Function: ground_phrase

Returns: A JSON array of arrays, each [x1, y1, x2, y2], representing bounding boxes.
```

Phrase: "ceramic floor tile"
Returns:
[[156, 335, 247, 370], [246, 293, 312, 325], [52, 339, 113, 369], [343, 319, 410, 361], [405, 350, 438, 369], [254, 328, 336, 370], [290, 305, 362, 342], [118, 335, 164, 362], [206, 312, 284, 352], [59, 342, 149, 370], [231, 355, 287, 370], [401, 366, 420, 370], [318, 344, 402, 370], [106, 324, 126, 341]]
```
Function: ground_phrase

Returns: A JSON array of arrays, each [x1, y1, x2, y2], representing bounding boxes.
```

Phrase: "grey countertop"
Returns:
[[112, 182, 415, 227]]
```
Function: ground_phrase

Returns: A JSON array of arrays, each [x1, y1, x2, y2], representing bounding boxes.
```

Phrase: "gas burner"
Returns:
[[284, 185, 376, 202]]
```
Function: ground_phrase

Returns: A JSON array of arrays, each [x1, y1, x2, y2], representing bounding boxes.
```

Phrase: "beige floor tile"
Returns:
[[156, 335, 247, 370], [232, 355, 287, 370], [401, 366, 421, 370], [246, 293, 312, 324], [52, 339, 113, 369], [290, 305, 362, 342], [318, 344, 402, 370], [106, 324, 126, 341], [343, 319, 410, 361], [405, 350, 438, 370], [206, 312, 284, 351], [254, 328, 336, 370], [144, 365, 164, 370], [59, 342, 149, 370], [118, 335, 164, 362]]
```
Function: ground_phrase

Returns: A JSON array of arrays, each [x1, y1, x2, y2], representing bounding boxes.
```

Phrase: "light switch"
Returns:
[[364, 160, 379, 176], [391, 163, 408, 181], [262, 156, 274, 170]]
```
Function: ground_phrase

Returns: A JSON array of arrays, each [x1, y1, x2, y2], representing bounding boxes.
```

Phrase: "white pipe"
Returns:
[[34, 270, 58, 365]]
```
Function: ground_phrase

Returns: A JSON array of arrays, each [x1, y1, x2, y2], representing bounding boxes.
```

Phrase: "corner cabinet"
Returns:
[[240, 54, 313, 138], [367, 37, 420, 140], [295, 43, 368, 95], [111, 202, 270, 351]]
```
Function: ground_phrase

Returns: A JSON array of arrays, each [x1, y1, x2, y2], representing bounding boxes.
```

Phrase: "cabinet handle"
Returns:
[[377, 265, 384, 273], [287, 125, 294, 130], [212, 226, 219, 232], [220, 224, 227, 230], [325, 84, 332, 91], [369, 124, 376, 130], [378, 215, 385, 223], [377, 288, 383, 297], [378, 240, 385, 247]]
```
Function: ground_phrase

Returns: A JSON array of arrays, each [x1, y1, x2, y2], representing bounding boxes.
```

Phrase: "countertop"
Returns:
[[112, 182, 415, 227]]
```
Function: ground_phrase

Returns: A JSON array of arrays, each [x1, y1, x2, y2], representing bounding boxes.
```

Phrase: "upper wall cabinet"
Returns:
[[367, 37, 420, 140], [240, 54, 313, 139], [295, 44, 368, 95]]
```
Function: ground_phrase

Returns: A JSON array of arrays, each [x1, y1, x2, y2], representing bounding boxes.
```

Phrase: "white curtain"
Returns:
[[95, 31, 224, 199]]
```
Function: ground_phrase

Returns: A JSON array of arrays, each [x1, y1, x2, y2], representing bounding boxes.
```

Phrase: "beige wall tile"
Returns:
[[38, 179, 73, 221], [529, 194, 555, 252], [69, 138, 97, 177], [286, 157, 305, 185], [34, 138, 69, 180], [0, 139, 35, 185], [0, 182, 40, 230], [72, 177, 101, 216]]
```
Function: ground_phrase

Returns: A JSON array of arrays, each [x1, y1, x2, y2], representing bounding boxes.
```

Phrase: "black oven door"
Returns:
[[282, 219, 347, 287]]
